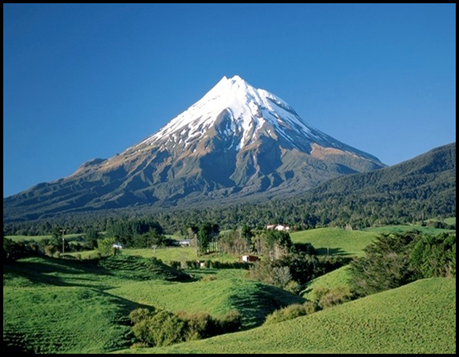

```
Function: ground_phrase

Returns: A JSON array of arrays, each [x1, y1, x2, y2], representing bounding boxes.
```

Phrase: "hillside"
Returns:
[[242, 141, 456, 230], [3, 256, 303, 353], [3, 142, 455, 235], [290, 228, 377, 257], [309, 141, 456, 198], [118, 278, 456, 354], [301, 265, 352, 300]]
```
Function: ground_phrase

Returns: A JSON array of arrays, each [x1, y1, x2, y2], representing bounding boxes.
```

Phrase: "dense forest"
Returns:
[[4, 143, 455, 236]]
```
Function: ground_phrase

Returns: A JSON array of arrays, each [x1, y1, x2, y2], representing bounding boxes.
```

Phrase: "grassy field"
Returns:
[[4, 223, 456, 354], [290, 228, 378, 257], [424, 216, 456, 226], [116, 278, 456, 354], [3, 255, 303, 353], [3, 286, 132, 354], [363, 224, 456, 235], [300, 265, 352, 300], [108, 268, 304, 329], [5, 233, 84, 243], [67, 246, 240, 264]]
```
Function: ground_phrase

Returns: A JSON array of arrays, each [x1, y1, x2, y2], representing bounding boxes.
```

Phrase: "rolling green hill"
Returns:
[[3, 286, 133, 354], [108, 269, 304, 329], [3, 256, 303, 353], [301, 265, 352, 300], [363, 224, 455, 235], [290, 228, 377, 257], [117, 278, 456, 354]]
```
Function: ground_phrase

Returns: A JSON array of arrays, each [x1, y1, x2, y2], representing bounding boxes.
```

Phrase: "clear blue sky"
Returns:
[[3, 3, 456, 198]]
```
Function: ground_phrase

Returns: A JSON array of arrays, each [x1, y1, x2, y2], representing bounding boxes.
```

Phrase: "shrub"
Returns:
[[250, 254, 351, 289], [131, 342, 149, 349], [152, 311, 186, 347], [315, 286, 353, 309], [263, 303, 317, 325], [302, 301, 319, 314], [184, 260, 199, 269], [217, 310, 242, 333], [169, 260, 181, 270], [130, 307, 242, 348], [293, 242, 316, 255], [285, 280, 302, 295], [176, 311, 217, 340], [200, 275, 217, 282], [129, 308, 154, 324], [204, 260, 213, 268], [132, 310, 186, 347]]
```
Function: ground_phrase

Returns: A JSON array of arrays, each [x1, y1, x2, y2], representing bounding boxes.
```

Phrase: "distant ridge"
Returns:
[[309, 141, 456, 197]]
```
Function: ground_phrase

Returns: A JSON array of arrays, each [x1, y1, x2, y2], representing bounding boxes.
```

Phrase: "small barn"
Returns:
[[240, 254, 259, 263], [172, 239, 192, 247], [112, 243, 123, 250], [266, 224, 290, 231]]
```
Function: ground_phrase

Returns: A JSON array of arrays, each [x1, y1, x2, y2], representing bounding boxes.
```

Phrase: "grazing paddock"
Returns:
[[290, 228, 377, 257], [118, 278, 456, 354]]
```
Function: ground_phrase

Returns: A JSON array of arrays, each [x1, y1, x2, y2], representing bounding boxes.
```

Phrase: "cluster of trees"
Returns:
[[3, 237, 37, 262], [184, 223, 220, 255], [218, 228, 291, 259], [349, 230, 456, 297], [129, 307, 242, 348], [258, 229, 455, 327], [249, 253, 351, 294], [106, 218, 169, 248]]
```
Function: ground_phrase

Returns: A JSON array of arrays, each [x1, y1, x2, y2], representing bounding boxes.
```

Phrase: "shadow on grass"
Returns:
[[227, 283, 306, 330], [3, 285, 155, 354], [4, 256, 109, 288], [315, 247, 349, 256], [4, 255, 193, 290]]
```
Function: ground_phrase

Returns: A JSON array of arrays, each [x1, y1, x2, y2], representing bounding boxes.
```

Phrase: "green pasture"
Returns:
[[290, 228, 378, 257], [67, 246, 240, 264], [108, 268, 304, 329], [3, 286, 132, 354], [5, 233, 84, 243], [118, 278, 456, 354], [122, 247, 238, 264], [3, 255, 303, 353], [424, 216, 456, 226], [301, 265, 352, 300], [363, 224, 455, 235], [4, 222, 456, 354]]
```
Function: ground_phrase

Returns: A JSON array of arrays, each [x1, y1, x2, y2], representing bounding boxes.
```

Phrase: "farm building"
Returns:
[[176, 239, 191, 247], [266, 224, 290, 231], [240, 254, 259, 263]]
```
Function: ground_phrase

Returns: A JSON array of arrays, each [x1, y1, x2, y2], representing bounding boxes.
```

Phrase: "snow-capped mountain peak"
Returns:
[[3, 75, 386, 219], [134, 75, 317, 153]]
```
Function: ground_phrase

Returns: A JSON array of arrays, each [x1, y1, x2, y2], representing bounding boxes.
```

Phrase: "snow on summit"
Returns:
[[136, 75, 318, 152]]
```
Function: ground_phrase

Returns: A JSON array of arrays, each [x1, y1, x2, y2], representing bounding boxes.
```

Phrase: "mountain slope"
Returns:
[[258, 141, 456, 227], [3, 75, 385, 222], [308, 141, 456, 197]]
